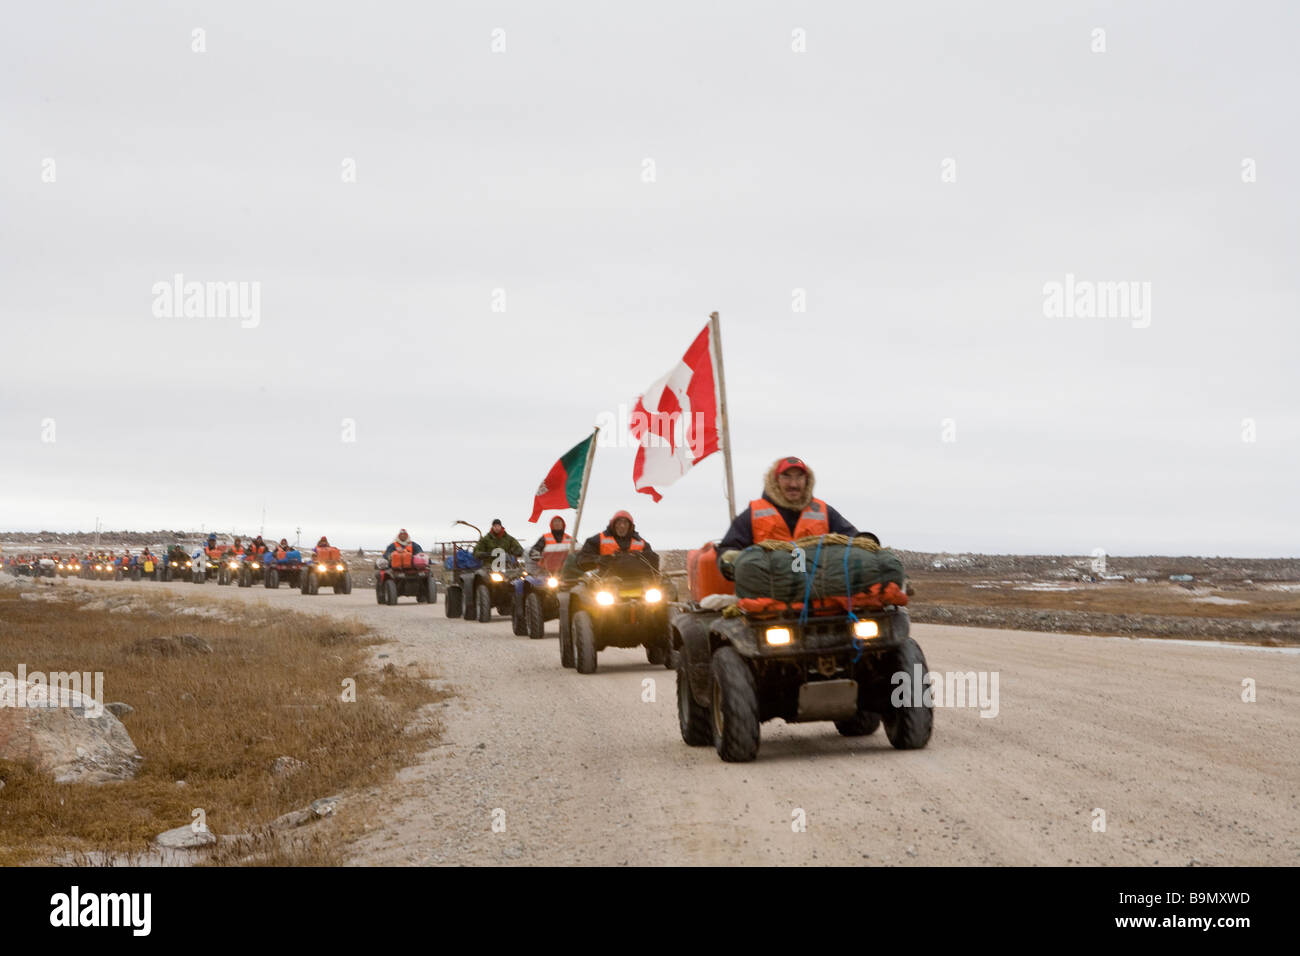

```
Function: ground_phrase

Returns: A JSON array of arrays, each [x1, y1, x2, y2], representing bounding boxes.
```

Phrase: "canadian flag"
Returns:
[[630, 323, 721, 502]]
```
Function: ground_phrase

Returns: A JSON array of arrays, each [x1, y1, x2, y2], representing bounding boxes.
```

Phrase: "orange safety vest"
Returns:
[[598, 534, 645, 556], [540, 531, 573, 572], [749, 497, 830, 542], [391, 541, 412, 554]]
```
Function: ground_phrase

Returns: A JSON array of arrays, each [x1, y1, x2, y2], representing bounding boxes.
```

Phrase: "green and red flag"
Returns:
[[529, 433, 595, 523]]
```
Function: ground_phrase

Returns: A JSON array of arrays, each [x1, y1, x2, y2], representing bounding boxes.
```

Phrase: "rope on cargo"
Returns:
[[796, 535, 826, 628], [756, 533, 882, 553]]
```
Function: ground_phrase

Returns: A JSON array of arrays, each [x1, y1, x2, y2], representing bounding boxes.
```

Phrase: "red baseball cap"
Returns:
[[775, 456, 808, 475]]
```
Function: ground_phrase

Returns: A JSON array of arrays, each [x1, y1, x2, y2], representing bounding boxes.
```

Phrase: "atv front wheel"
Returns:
[[445, 585, 463, 618], [710, 646, 760, 762], [511, 593, 527, 635], [558, 609, 574, 668], [426, 578, 437, 604], [573, 611, 597, 674], [525, 592, 545, 640], [881, 638, 934, 750], [339, 573, 352, 595], [475, 585, 491, 622], [646, 644, 668, 667], [384, 579, 398, 606]]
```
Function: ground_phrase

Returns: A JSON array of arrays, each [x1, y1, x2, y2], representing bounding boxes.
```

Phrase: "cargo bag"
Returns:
[[732, 536, 906, 605]]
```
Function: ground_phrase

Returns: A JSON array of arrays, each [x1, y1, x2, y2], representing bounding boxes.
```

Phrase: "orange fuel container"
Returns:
[[687, 542, 734, 602]]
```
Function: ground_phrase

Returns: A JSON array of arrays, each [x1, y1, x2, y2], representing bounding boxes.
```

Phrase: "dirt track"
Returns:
[[79, 579, 1300, 865]]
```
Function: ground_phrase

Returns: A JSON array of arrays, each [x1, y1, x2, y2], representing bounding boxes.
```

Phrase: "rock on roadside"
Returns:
[[0, 680, 142, 783], [154, 824, 216, 849]]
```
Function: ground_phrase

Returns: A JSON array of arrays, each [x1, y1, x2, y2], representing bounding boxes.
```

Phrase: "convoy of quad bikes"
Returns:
[[10, 528, 932, 763]]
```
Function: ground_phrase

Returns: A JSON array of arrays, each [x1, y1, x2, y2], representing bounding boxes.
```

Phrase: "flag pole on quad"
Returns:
[[710, 311, 738, 522]]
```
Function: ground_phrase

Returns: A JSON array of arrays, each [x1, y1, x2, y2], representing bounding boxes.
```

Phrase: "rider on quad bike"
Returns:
[[577, 510, 658, 571], [473, 519, 522, 565]]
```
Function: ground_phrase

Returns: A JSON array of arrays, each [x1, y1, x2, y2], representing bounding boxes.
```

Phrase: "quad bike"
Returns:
[[558, 550, 674, 674], [301, 546, 354, 595], [159, 547, 192, 582], [442, 521, 522, 622], [668, 542, 931, 762], [374, 551, 437, 605], [264, 550, 308, 590], [237, 551, 269, 587]]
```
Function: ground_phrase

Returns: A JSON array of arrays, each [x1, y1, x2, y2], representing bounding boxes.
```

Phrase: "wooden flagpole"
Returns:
[[710, 311, 737, 521], [569, 425, 600, 552]]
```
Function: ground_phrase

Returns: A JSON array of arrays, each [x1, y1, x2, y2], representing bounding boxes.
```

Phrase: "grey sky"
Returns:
[[2, 1, 1297, 556]]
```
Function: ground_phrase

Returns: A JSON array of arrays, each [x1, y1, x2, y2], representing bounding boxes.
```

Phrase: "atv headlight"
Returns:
[[229, 561, 239, 569], [318, 563, 328, 572], [251, 562, 260, 569], [490, 572, 504, 582], [764, 626, 793, 646], [644, 587, 662, 603], [336, 563, 345, 571], [853, 620, 880, 640], [186, 561, 193, 568], [596, 590, 615, 606], [547, 576, 558, 588]]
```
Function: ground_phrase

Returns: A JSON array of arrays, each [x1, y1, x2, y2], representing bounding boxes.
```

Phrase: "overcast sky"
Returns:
[[2, 1, 1296, 556]]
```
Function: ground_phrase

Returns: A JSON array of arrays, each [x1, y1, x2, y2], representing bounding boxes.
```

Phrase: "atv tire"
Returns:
[[559, 609, 574, 668], [445, 585, 463, 618], [646, 644, 668, 667], [266, 568, 279, 589], [384, 579, 398, 606], [525, 592, 545, 640], [573, 611, 597, 674], [339, 573, 352, 595], [835, 710, 882, 737], [426, 578, 437, 604], [511, 593, 527, 635], [677, 650, 712, 746], [710, 646, 760, 762], [881, 637, 934, 750]]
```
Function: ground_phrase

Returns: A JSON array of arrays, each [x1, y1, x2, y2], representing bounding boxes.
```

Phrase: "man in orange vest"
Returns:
[[577, 510, 658, 571], [717, 456, 877, 572], [528, 516, 573, 574], [384, 529, 423, 560]]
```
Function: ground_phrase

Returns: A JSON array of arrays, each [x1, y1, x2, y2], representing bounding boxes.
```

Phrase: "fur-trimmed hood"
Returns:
[[763, 458, 816, 510]]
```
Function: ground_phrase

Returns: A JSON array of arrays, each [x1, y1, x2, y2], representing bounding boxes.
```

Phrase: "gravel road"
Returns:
[[76, 578, 1300, 866]]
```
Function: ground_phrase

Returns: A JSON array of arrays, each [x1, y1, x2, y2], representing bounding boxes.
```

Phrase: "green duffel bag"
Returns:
[[732, 546, 806, 601], [809, 543, 906, 598]]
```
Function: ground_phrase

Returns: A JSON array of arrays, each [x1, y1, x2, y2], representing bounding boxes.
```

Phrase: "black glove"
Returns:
[[718, 549, 740, 581]]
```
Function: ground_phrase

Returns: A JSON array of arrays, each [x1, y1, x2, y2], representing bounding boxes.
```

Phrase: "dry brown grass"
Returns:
[[0, 587, 447, 866]]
